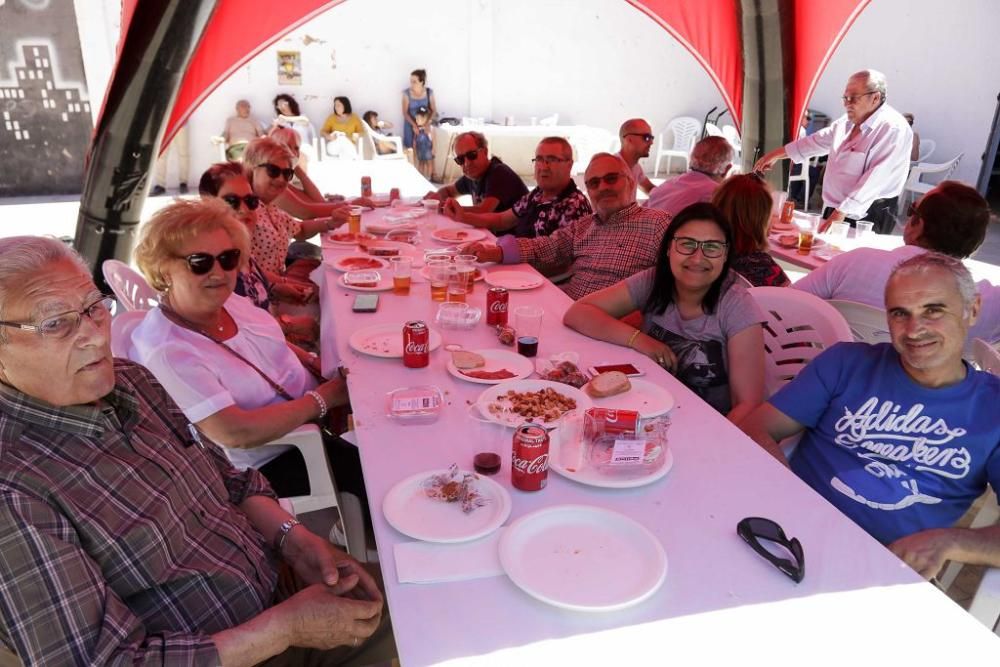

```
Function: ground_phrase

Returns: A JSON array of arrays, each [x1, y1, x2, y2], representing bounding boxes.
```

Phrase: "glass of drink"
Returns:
[[455, 254, 477, 295], [446, 266, 468, 303], [514, 305, 544, 357], [470, 400, 508, 475], [390, 256, 412, 295], [426, 259, 449, 302], [855, 221, 875, 239], [796, 214, 820, 255], [348, 206, 363, 235]]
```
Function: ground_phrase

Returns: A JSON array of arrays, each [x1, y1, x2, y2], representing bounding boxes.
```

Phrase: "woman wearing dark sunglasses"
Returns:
[[564, 203, 766, 422], [130, 199, 357, 502]]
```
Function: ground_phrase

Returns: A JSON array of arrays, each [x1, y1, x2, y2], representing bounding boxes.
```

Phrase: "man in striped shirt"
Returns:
[[465, 153, 672, 300]]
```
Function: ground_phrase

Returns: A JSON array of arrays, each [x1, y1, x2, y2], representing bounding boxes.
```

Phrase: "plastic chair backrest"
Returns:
[[917, 138, 935, 162], [110, 310, 146, 358], [749, 287, 854, 396], [704, 122, 724, 137], [664, 116, 701, 152], [828, 299, 891, 345], [973, 338, 1000, 376], [102, 260, 159, 311], [721, 124, 742, 152]]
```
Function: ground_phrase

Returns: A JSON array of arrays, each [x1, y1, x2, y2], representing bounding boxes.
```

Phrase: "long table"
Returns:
[[308, 159, 436, 199], [314, 208, 999, 664]]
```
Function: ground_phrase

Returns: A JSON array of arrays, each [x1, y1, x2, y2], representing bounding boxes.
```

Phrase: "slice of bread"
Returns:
[[586, 371, 632, 398], [451, 350, 485, 370]]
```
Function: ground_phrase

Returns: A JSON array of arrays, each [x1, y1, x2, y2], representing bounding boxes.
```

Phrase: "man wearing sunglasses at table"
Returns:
[[464, 153, 670, 300], [617, 118, 656, 196], [740, 253, 1000, 580], [442, 137, 592, 238], [425, 130, 528, 215], [754, 69, 912, 235], [645, 136, 734, 218], [0, 236, 393, 665]]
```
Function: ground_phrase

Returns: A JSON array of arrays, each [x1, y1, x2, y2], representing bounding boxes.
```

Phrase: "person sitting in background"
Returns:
[[712, 173, 790, 287], [221, 99, 264, 160], [794, 181, 1000, 344], [645, 136, 733, 220], [268, 126, 354, 221], [904, 112, 920, 162], [271, 93, 317, 167], [617, 118, 656, 195], [740, 253, 1000, 580], [464, 153, 669, 300], [363, 110, 399, 156], [425, 131, 527, 214], [564, 202, 765, 421], [413, 107, 435, 180], [322, 96, 363, 159], [0, 235, 389, 665], [444, 137, 590, 238]]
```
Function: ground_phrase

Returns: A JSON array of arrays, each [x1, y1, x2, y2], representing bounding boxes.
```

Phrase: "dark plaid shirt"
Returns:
[[0, 360, 278, 665]]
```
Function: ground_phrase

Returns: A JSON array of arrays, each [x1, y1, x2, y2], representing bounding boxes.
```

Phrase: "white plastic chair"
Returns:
[[901, 153, 963, 211], [828, 300, 891, 345], [357, 120, 404, 160], [916, 138, 936, 162], [110, 310, 146, 358], [748, 287, 853, 396], [102, 259, 159, 311], [704, 122, 724, 137], [653, 116, 701, 177], [721, 124, 742, 162], [787, 156, 819, 212], [538, 113, 559, 126], [972, 338, 1000, 375]]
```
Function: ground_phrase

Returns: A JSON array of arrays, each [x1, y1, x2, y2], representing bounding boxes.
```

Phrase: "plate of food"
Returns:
[[476, 379, 593, 427], [383, 464, 512, 543], [584, 373, 674, 418], [446, 349, 535, 385], [483, 269, 544, 291], [499, 505, 667, 611], [326, 231, 376, 247], [362, 239, 421, 259], [431, 227, 487, 244], [349, 323, 443, 358], [365, 220, 417, 236], [329, 255, 390, 272], [338, 271, 393, 292]]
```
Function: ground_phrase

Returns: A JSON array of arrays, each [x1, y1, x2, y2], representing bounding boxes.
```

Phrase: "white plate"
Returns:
[[364, 240, 424, 267], [446, 349, 536, 385], [326, 231, 375, 247], [476, 379, 593, 427], [499, 505, 667, 611], [366, 221, 417, 236], [349, 323, 443, 358], [328, 255, 390, 272], [419, 265, 485, 282], [548, 426, 675, 489], [383, 469, 512, 543], [337, 273, 393, 292], [431, 228, 487, 244], [590, 378, 675, 418], [484, 269, 544, 290]]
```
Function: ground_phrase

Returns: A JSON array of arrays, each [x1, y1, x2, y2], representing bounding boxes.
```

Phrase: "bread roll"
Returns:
[[451, 350, 485, 370], [585, 371, 632, 398]]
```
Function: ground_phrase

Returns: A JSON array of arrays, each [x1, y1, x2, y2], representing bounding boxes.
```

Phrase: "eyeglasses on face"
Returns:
[[737, 517, 805, 583], [257, 163, 294, 181], [584, 172, 624, 190], [673, 237, 728, 259], [221, 193, 260, 211], [0, 295, 114, 341], [841, 91, 877, 105], [453, 148, 482, 166], [180, 249, 241, 275], [532, 155, 570, 165], [625, 132, 655, 142]]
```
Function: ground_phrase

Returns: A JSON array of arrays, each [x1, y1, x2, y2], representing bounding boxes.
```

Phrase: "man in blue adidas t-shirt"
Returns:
[[741, 252, 1000, 579]]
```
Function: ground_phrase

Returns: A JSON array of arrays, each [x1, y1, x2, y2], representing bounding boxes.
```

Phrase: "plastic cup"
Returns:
[[390, 257, 412, 295], [348, 206, 363, 234], [514, 306, 544, 357], [796, 213, 821, 255], [427, 259, 449, 302], [455, 254, 477, 295], [772, 191, 789, 220], [446, 266, 468, 303], [856, 221, 875, 239]]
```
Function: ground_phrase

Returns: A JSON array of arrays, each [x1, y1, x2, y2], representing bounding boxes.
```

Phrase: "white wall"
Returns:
[[809, 0, 999, 185]]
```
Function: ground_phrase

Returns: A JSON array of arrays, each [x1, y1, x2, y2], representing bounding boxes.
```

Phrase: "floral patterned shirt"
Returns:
[[511, 181, 592, 238]]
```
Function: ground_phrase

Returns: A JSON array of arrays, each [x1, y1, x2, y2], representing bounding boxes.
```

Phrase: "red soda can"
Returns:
[[511, 423, 549, 491], [486, 287, 509, 327], [584, 408, 640, 440], [389, 187, 400, 202], [402, 320, 429, 368], [361, 176, 373, 198]]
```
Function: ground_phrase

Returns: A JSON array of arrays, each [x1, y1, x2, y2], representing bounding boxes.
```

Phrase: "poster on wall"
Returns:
[[277, 51, 302, 85]]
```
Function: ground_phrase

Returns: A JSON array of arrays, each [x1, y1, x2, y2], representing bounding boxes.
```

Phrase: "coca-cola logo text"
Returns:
[[489, 301, 508, 313], [405, 342, 428, 354], [512, 453, 549, 474]]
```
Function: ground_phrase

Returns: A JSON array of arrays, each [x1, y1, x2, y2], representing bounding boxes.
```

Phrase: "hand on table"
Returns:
[[632, 333, 677, 373], [423, 190, 441, 201], [350, 196, 375, 209], [888, 528, 962, 581], [461, 241, 502, 264], [442, 198, 464, 221]]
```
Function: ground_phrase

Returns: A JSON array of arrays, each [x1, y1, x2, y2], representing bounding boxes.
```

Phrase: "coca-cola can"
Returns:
[[511, 423, 549, 491], [780, 199, 795, 225], [361, 176, 373, 198], [486, 287, 509, 327], [402, 320, 429, 368], [584, 408, 640, 440], [389, 187, 400, 201]]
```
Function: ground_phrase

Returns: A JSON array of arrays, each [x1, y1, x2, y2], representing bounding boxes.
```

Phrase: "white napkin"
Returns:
[[394, 529, 506, 584]]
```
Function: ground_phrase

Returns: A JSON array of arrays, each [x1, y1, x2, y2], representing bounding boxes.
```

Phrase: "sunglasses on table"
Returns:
[[257, 163, 295, 181], [624, 132, 655, 142], [532, 155, 570, 165], [672, 237, 728, 258], [453, 148, 482, 166], [584, 172, 625, 190], [221, 193, 260, 211], [0, 295, 114, 341], [737, 517, 805, 583], [180, 248, 242, 275]]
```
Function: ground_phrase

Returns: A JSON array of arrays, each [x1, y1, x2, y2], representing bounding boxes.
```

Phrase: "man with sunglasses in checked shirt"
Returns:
[[464, 153, 671, 300], [0, 237, 393, 666], [425, 130, 528, 216]]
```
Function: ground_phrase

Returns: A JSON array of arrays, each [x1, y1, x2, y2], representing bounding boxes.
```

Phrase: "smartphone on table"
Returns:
[[588, 363, 644, 377], [352, 294, 379, 313]]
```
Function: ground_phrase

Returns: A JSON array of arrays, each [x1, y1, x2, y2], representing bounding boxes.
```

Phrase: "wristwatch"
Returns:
[[274, 518, 302, 553]]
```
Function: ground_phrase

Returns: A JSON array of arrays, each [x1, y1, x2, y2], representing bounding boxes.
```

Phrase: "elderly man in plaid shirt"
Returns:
[[466, 153, 672, 300], [0, 237, 392, 665]]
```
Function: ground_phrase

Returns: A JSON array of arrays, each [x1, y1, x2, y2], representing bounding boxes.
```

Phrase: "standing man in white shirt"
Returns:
[[618, 118, 656, 195], [754, 69, 912, 234]]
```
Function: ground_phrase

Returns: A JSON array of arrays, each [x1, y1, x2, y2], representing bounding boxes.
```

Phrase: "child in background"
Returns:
[[414, 107, 434, 180]]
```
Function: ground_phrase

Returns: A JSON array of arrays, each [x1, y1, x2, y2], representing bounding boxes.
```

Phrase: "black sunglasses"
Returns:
[[737, 517, 805, 583], [221, 193, 260, 211], [257, 163, 295, 181], [181, 249, 241, 275], [584, 172, 624, 190], [453, 148, 481, 166], [625, 132, 655, 142]]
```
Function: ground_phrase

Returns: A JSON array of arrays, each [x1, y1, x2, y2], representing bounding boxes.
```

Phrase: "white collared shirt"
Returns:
[[785, 104, 912, 219]]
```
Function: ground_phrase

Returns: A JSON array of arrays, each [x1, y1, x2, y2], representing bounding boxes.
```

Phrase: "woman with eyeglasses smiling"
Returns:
[[130, 199, 359, 503], [564, 202, 766, 422]]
